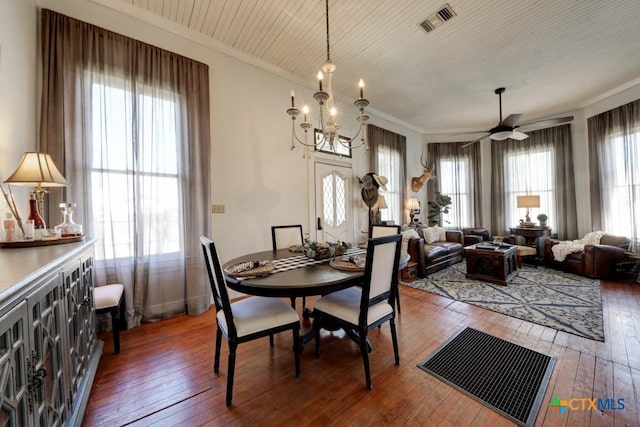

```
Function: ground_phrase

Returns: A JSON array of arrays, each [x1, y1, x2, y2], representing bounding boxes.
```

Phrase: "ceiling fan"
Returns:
[[455, 87, 573, 147]]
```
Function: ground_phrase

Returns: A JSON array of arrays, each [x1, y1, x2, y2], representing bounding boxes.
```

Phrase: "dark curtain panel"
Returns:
[[588, 98, 640, 249], [39, 9, 212, 325], [427, 142, 482, 228], [368, 125, 407, 225], [491, 125, 577, 239]]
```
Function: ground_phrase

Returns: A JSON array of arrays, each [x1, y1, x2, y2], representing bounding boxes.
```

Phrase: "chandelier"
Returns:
[[286, 0, 370, 157]]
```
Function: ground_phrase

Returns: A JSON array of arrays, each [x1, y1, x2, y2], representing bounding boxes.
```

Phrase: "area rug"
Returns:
[[405, 261, 604, 341], [418, 327, 555, 427]]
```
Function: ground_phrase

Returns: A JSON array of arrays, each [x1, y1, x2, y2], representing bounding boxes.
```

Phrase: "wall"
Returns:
[[0, 0, 38, 212]]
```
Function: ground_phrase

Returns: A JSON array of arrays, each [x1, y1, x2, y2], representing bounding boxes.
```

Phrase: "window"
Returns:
[[377, 145, 402, 225], [439, 157, 472, 227], [90, 81, 183, 260], [322, 172, 347, 227], [504, 148, 555, 229], [598, 131, 640, 242]]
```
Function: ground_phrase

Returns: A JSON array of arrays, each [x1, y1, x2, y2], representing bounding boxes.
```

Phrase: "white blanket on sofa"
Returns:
[[551, 231, 605, 262]]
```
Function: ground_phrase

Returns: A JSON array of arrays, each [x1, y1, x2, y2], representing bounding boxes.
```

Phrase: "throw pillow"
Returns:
[[400, 228, 421, 254], [436, 226, 447, 241], [423, 227, 439, 244], [581, 231, 605, 245], [470, 229, 491, 241]]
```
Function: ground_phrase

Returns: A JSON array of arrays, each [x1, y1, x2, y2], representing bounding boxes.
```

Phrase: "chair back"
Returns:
[[200, 236, 238, 338], [271, 225, 304, 251], [370, 224, 401, 238], [360, 234, 402, 325]]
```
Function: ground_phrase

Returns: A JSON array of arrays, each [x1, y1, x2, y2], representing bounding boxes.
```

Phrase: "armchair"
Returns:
[[462, 227, 491, 247], [544, 234, 631, 279]]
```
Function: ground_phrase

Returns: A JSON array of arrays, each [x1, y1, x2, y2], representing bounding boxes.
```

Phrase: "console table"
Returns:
[[509, 226, 551, 247], [0, 240, 101, 426]]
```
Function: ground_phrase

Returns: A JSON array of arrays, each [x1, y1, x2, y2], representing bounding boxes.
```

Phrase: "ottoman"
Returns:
[[515, 245, 537, 268]]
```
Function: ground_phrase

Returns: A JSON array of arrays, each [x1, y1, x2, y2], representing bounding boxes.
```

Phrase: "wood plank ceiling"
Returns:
[[95, 0, 640, 135]]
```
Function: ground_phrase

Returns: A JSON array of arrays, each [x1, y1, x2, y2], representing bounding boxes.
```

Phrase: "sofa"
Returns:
[[405, 227, 464, 277], [544, 233, 631, 279]]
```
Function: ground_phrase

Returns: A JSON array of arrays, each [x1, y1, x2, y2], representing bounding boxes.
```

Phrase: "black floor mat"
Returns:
[[417, 327, 555, 427]]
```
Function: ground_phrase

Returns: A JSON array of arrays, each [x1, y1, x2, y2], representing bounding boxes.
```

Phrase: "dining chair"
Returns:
[[313, 233, 402, 390], [369, 224, 402, 313], [271, 224, 307, 310], [200, 236, 301, 406]]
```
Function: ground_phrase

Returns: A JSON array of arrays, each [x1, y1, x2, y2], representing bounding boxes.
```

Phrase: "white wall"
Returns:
[[0, 0, 38, 212]]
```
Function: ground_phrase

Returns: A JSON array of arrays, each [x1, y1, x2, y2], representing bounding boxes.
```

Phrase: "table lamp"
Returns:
[[373, 195, 388, 225], [407, 197, 420, 222], [4, 152, 68, 230], [516, 195, 540, 224]]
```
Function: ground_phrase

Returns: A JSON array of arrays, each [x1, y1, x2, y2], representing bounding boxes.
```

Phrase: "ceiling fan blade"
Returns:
[[501, 114, 523, 127], [517, 115, 574, 131], [447, 131, 489, 140], [460, 141, 477, 149], [510, 131, 529, 140]]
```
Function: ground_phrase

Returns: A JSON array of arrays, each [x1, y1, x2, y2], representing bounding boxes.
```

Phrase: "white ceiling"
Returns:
[[96, 0, 640, 135]]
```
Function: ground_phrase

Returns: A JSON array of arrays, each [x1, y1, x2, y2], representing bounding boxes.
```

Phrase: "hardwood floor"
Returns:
[[83, 279, 640, 426]]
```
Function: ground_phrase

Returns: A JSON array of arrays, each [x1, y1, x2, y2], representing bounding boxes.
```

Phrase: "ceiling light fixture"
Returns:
[[286, 0, 370, 157]]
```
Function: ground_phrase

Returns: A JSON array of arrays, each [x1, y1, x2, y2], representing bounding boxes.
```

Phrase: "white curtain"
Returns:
[[39, 10, 212, 327], [589, 99, 640, 250]]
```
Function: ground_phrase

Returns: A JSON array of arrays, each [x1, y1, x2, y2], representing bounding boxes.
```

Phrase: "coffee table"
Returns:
[[464, 243, 518, 286]]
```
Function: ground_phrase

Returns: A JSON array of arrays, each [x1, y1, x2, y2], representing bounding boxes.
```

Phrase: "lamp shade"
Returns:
[[517, 195, 540, 209], [376, 195, 388, 210], [4, 152, 68, 187], [407, 197, 420, 211]]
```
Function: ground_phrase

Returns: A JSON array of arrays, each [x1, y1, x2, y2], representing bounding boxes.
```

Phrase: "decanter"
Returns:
[[54, 203, 83, 237]]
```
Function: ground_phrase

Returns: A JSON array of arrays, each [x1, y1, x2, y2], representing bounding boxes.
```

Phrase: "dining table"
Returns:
[[223, 245, 410, 349]]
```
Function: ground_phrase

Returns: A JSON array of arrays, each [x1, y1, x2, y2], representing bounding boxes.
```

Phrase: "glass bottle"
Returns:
[[3, 212, 16, 242], [54, 203, 83, 237], [28, 192, 46, 229]]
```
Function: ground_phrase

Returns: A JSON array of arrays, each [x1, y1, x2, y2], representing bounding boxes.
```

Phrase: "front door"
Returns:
[[314, 161, 353, 243]]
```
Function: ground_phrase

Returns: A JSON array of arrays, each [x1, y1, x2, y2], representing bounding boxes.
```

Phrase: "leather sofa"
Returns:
[[543, 234, 631, 279], [406, 229, 464, 277]]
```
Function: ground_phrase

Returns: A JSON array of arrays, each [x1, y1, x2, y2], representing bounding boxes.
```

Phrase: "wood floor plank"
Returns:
[[82, 278, 640, 426]]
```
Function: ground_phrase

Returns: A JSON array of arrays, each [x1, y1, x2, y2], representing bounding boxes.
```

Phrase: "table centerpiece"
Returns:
[[302, 239, 351, 260]]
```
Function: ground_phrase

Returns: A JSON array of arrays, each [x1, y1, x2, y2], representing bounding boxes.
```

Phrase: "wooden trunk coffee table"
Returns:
[[464, 243, 518, 286]]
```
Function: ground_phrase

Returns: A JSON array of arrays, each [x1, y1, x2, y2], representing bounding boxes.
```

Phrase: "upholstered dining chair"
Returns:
[[313, 233, 402, 390], [200, 236, 301, 406], [271, 224, 306, 310], [369, 224, 402, 313]]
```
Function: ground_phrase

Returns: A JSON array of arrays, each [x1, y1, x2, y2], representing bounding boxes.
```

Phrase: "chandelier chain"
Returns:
[[325, 0, 331, 62]]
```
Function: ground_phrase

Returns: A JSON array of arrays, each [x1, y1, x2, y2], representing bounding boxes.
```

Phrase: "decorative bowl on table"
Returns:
[[302, 239, 351, 260]]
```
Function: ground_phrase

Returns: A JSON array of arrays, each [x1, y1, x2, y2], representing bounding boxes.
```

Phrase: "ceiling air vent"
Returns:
[[419, 3, 457, 33]]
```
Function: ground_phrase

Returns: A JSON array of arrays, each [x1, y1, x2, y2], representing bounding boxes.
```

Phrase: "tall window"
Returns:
[[428, 142, 481, 228], [368, 125, 407, 225], [589, 99, 640, 250], [439, 157, 472, 227], [91, 82, 182, 261], [39, 10, 212, 326], [491, 125, 577, 239], [503, 148, 555, 229]]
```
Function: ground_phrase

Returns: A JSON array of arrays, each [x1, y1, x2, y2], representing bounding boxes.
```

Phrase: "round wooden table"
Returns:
[[223, 248, 365, 298]]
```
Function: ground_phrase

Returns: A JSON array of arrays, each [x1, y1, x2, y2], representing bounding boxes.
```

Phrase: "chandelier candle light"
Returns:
[[287, 0, 370, 157]]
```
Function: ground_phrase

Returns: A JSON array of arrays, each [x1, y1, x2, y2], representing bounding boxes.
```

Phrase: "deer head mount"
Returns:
[[411, 156, 436, 192]]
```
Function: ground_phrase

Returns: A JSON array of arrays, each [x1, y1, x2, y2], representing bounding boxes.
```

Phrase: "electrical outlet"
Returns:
[[211, 204, 225, 214]]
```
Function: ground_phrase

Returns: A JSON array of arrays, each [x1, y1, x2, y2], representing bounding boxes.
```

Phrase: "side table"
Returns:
[[509, 227, 552, 247]]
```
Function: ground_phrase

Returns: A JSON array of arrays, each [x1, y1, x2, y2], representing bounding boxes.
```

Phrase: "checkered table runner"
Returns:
[[232, 247, 367, 281], [271, 247, 367, 274]]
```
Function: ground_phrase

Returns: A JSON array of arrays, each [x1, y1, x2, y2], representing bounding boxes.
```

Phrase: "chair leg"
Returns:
[[390, 319, 400, 366], [314, 313, 322, 358], [302, 296, 307, 310], [226, 343, 237, 407], [292, 327, 301, 378], [290, 296, 296, 309], [359, 328, 372, 390], [214, 327, 222, 373], [396, 291, 401, 314], [110, 306, 120, 354], [269, 334, 274, 346]]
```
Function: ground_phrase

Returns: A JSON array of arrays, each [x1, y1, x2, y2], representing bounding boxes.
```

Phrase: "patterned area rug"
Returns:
[[405, 261, 604, 341]]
